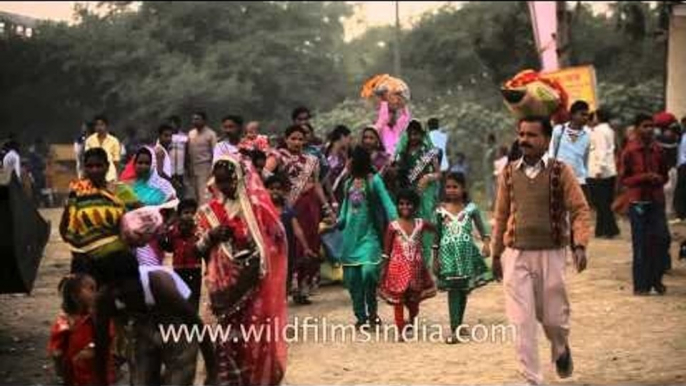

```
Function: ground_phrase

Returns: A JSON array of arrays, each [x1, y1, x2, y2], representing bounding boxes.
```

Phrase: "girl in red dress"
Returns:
[[48, 274, 116, 386], [379, 189, 437, 334]]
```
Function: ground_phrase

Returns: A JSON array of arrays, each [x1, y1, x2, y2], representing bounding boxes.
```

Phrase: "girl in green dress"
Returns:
[[394, 120, 442, 267], [337, 146, 398, 329], [435, 172, 492, 344]]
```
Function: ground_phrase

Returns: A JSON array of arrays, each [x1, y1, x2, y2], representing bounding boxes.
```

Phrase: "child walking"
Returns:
[[265, 174, 317, 297], [160, 198, 203, 312], [48, 274, 116, 386], [435, 172, 492, 344], [379, 189, 436, 334]]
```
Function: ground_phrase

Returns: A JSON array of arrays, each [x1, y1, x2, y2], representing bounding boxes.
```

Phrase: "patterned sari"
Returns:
[[394, 132, 441, 266], [196, 155, 288, 386], [277, 148, 322, 293]]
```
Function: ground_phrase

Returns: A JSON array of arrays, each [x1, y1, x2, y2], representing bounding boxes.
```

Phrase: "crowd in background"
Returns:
[[1, 100, 685, 386]]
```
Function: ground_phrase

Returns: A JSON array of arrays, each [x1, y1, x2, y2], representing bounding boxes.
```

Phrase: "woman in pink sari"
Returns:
[[195, 154, 288, 386], [375, 100, 411, 156]]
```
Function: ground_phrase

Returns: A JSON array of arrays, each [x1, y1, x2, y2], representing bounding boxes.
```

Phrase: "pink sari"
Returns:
[[196, 155, 288, 386], [375, 101, 411, 156]]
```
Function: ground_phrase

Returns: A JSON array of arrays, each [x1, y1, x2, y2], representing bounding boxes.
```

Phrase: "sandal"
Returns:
[[445, 335, 460, 345], [654, 283, 667, 295], [369, 315, 382, 327]]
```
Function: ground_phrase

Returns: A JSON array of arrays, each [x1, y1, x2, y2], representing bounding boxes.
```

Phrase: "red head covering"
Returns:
[[653, 111, 677, 129]]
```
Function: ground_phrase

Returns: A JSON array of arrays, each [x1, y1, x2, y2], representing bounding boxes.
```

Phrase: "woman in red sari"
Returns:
[[265, 125, 335, 305], [196, 154, 288, 386]]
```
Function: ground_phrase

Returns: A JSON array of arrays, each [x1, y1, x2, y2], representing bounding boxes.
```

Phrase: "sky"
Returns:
[[0, 1, 614, 41]]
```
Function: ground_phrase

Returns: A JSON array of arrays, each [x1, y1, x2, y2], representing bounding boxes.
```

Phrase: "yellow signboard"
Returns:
[[543, 65, 598, 111]]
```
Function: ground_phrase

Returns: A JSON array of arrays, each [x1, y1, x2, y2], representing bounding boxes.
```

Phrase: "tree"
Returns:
[[0, 1, 354, 141]]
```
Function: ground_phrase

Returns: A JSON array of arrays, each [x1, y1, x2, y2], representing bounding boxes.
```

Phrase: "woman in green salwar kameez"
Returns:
[[338, 146, 398, 329], [394, 120, 442, 267]]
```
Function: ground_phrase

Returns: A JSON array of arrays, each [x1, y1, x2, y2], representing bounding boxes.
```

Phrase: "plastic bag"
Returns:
[[121, 206, 164, 247]]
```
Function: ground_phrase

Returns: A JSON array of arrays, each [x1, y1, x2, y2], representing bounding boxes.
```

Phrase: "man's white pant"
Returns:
[[502, 248, 571, 385]]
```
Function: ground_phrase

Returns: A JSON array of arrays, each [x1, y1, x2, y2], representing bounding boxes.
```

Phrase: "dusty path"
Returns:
[[1, 209, 685, 385]]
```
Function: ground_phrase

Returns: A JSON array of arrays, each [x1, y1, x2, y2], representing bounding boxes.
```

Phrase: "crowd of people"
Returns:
[[1, 98, 681, 386]]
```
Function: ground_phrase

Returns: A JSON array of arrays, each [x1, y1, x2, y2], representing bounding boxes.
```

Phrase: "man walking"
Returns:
[[674, 116, 686, 221], [549, 101, 592, 202], [588, 108, 620, 238], [213, 115, 243, 161], [428, 117, 450, 173], [483, 133, 498, 206], [619, 113, 670, 295], [492, 116, 591, 385], [167, 115, 188, 198], [85, 115, 121, 183], [155, 123, 174, 180], [187, 111, 217, 205]]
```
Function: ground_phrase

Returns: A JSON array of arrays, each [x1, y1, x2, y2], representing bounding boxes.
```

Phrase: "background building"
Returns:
[[0, 10, 37, 38]]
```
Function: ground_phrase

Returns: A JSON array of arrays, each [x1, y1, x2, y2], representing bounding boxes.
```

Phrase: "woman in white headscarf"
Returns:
[[120, 146, 178, 265]]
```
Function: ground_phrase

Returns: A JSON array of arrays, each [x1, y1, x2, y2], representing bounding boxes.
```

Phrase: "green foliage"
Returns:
[[600, 79, 665, 129], [0, 0, 668, 175], [0, 1, 353, 140]]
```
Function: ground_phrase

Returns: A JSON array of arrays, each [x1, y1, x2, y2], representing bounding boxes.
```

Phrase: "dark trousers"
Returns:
[[581, 184, 592, 210], [127, 315, 199, 386], [588, 177, 620, 238], [674, 165, 686, 220], [629, 202, 671, 292], [171, 175, 186, 200], [174, 267, 202, 313]]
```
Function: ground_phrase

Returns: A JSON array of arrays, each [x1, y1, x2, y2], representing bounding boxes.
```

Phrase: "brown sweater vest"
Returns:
[[507, 161, 567, 250]]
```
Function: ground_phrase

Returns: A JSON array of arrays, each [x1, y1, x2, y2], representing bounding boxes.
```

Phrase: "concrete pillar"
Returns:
[[667, 4, 686, 119]]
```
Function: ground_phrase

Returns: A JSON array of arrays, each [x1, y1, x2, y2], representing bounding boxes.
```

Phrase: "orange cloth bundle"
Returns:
[[361, 74, 410, 110], [501, 69, 569, 122]]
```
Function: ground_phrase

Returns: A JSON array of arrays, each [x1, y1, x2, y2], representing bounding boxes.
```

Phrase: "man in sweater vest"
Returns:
[[492, 116, 591, 385]]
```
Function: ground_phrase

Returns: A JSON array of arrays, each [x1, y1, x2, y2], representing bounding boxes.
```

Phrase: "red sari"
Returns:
[[196, 155, 288, 386]]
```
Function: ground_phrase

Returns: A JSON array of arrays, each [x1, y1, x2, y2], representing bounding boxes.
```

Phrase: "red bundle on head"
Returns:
[[502, 69, 569, 124]]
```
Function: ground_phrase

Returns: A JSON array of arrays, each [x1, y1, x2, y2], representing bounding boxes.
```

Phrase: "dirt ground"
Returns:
[[1, 208, 685, 385]]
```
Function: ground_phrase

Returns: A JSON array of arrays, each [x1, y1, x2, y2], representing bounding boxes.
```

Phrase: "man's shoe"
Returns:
[[555, 345, 574, 379], [654, 283, 667, 295]]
